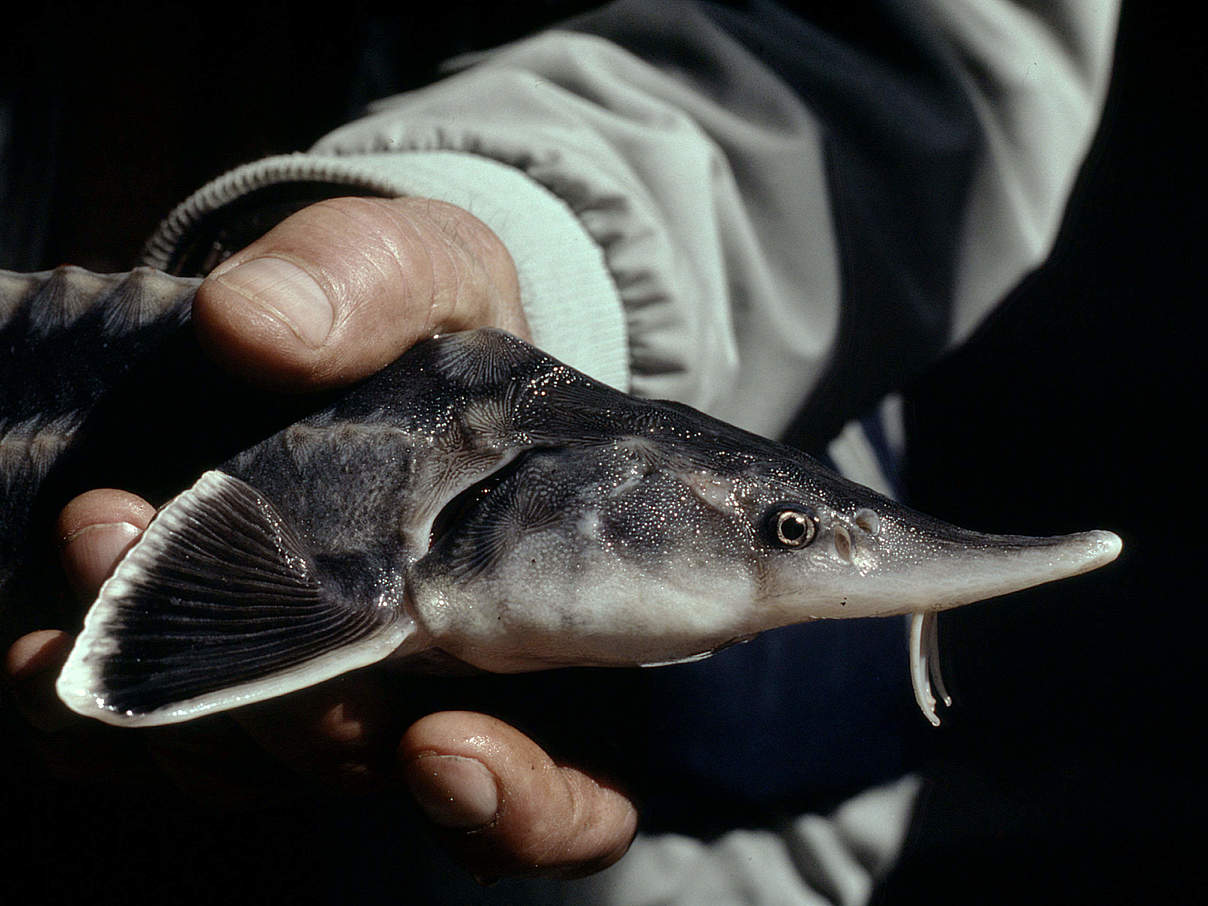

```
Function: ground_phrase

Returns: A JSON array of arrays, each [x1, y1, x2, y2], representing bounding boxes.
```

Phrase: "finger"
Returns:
[[194, 196, 527, 391], [56, 489, 155, 598], [4, 629, 157, 785], [4, 629, 76, 732], [400, 711, 637, 881], [0, 493, 157, 779], [9, 489, 152, 731], [3, 630, 276, 799], [142, 716, 308, 810], [234, 673, 400, 794]]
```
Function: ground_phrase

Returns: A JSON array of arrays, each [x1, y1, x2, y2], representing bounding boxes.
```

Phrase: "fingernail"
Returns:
[[406, 754, 499, 829], [215, 257, 334, 347], [60, 522, 142, 595]]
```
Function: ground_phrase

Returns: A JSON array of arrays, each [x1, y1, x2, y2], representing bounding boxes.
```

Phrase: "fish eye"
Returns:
[[767, 506, 818, 549]]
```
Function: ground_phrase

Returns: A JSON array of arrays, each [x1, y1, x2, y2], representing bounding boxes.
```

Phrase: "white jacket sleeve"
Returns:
[[143, 0, 1118, 445], [921, 0, 1120, 341]]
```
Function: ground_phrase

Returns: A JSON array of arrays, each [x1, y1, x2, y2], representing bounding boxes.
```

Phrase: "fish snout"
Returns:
[[851, 511, 1124, 617]]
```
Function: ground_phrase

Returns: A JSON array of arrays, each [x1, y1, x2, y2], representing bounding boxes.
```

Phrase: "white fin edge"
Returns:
[[58, 623, 417, 727], [55, 471, 420, 727]]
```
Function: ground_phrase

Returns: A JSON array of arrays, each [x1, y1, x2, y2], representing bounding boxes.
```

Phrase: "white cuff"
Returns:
[[143, 151, 629, 391]]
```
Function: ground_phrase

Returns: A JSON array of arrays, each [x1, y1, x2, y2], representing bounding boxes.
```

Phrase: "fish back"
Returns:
[[0, 267, 198, 611]]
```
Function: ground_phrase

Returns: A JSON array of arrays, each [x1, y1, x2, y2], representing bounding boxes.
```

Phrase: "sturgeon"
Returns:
[[0, 266, 1121, 728]]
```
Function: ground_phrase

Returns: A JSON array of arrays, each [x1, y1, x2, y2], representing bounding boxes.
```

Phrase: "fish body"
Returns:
[[0, 267, 1121, 728]]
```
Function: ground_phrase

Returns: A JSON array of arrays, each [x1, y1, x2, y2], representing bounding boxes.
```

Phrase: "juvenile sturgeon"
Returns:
[[0, 267, 1121, 728]]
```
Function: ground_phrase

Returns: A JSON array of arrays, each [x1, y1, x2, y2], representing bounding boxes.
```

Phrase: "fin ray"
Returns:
[[57, 470, 410, 725]]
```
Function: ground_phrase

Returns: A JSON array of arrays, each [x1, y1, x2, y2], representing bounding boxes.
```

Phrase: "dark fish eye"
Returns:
[[768, 506, 818, 549]]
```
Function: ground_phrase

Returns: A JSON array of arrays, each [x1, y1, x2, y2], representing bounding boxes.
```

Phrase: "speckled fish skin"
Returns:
[[0, 267, 1121, 728], [1, 268, 196, 596]]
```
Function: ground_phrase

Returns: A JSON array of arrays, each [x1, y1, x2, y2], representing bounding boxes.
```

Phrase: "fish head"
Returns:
[[413, 373, 1120, 708], [706, 451, 1121, 724], [545, 397, 1122, 635], [418, 418, 1118, 670], [726, 458, 1122, 629]]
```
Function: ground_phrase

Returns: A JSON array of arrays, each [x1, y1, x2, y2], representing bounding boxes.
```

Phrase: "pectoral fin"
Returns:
[[57, 470, 411, 726]]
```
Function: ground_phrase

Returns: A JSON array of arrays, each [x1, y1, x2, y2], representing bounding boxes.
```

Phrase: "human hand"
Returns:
[[3, 197, 636, 880]]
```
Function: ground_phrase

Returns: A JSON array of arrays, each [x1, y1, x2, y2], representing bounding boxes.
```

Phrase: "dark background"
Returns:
[[882, 4, 1202, 900], [3, 2, 1202, 903]]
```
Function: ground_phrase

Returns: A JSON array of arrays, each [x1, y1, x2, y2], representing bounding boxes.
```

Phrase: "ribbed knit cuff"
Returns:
[[142, 151, 629, 390]]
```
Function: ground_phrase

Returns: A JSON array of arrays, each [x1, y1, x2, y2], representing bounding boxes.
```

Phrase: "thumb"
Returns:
[[195, 196, 526, 391], [400, 711, 637, 881]]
